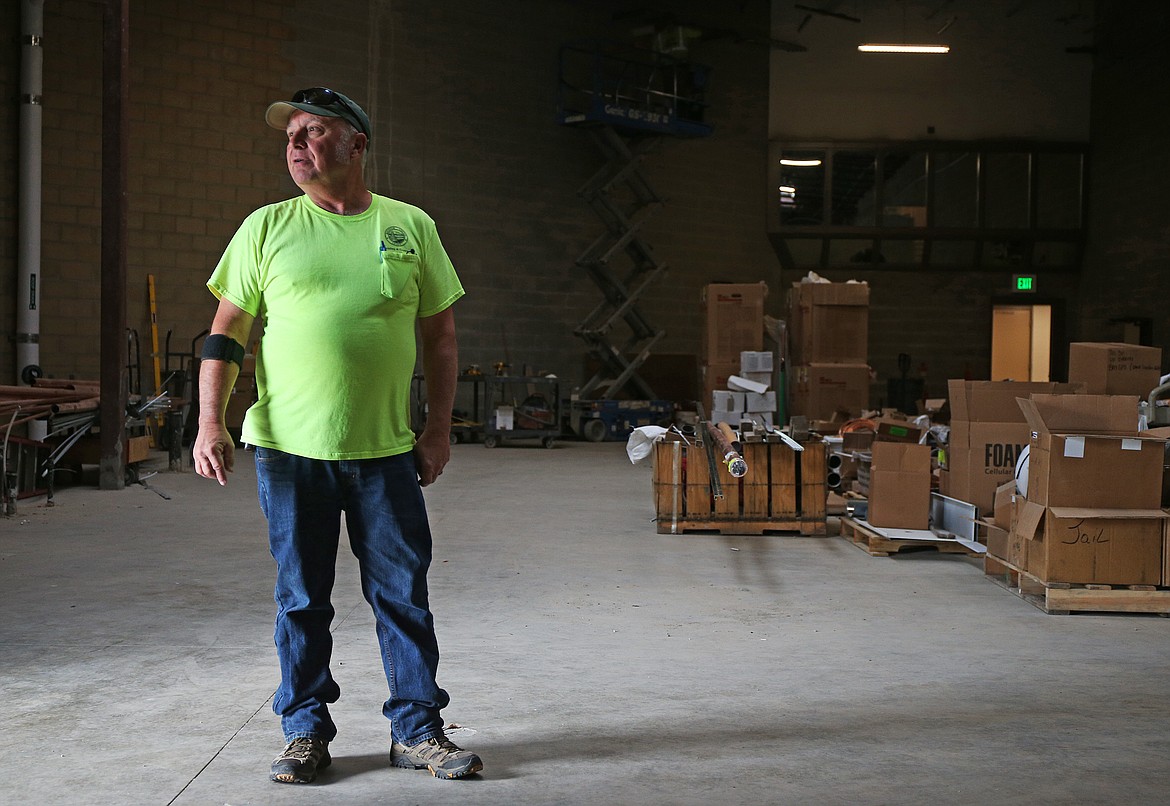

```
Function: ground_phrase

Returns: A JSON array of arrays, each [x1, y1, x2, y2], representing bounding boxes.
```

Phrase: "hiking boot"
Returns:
[[270, 737, 331, 784], [390, 733, 483, 779]]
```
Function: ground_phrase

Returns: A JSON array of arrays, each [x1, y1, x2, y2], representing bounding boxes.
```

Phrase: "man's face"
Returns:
[[284, 110, 362, 187]]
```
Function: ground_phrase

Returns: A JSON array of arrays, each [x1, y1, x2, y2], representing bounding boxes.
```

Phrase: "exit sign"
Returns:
[[1012, 274, 1036, 293]]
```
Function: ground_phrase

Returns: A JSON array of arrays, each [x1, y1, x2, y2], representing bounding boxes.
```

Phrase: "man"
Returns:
[[192, 87, 481, 784]]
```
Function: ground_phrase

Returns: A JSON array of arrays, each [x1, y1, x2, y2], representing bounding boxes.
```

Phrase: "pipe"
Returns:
[[707, 421, 747, 478], [18, 1, 44, 413]]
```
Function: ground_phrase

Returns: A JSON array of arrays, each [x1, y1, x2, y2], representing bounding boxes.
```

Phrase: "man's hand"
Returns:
[[193, 423, 236, 486], [413, 427, 451, 487], [192, 300, 254, 487], [415, 306, 458, 488]]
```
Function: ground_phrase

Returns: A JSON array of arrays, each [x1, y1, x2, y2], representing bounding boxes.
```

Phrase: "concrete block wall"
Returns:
[[767, 0, 1096, 398], [0, 0, 290, 386], [1078, 4, 1170, 370], [0, 0, 780, 397], [850, 268, 1081, 406], [0, 4, 18, 378], [39, 0, 104, 380], [6, 1, 1165, 408], [367, 0, 607, 377], [360, 0, 783, 382]]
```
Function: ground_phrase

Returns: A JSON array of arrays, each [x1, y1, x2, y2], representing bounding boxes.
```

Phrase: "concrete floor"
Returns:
[[3, 440, 1170, 805]]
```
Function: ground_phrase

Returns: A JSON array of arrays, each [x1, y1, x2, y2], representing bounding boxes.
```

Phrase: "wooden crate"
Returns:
[[67, 433, 151, 465], [653, 437, 826, 535]]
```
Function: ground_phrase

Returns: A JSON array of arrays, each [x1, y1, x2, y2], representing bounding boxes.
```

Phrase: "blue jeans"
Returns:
[[254, 447, 450, 745]]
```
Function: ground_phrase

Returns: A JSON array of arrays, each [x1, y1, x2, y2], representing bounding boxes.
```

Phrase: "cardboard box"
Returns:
[[701, 360, 739, 411], [1014, 501, 1166, 585], [1146, 425, 1170, 508], [993, 480, 1016, 530], [918, 398, 947, 419], [790, 363, 870, 421], [224, 354, 258, 428], [979, 481, 1018, 559], [944, 380, 1083, 515], [1018, 394, 1165, 510], [873, 416, 924, 444], [983, 523, 1009, 558], [842, 430, 875, 452], [943, 420, 1027, 514], [68, 434, 151, 465], [224, 390, 255, 428], [948, 379, 1084, 423], [1007, 496, 1029, 570], [867, 442, 931, 529], [701, 283, 767, 364], [787, 281, 869, 364], [1068, 342, 1162, 397], [1165, 520, 1170, 587]]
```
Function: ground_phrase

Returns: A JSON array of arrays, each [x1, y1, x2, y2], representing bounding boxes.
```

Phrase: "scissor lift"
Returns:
[[558, 40, 713, 403]]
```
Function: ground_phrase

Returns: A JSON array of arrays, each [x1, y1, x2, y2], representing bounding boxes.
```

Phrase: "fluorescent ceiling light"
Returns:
[[780, 159, 822, 167], [778, 185, 797, 193], [858, 43, 950, 53]]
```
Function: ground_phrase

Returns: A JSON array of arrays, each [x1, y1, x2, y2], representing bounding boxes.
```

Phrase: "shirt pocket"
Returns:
[[380, 250, 420, 302]]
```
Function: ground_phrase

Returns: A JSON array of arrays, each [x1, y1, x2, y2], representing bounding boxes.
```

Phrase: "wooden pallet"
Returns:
[[840, 516, 981, 557], [655, 517, 828, 536], [983, 553, 1170, 615]]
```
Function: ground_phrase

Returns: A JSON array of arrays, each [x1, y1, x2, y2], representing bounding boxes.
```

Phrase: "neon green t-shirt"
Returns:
[[207, 193, 464, 460]]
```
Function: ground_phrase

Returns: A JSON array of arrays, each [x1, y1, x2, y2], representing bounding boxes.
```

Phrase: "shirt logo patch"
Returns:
[[384, 226, 408, 247]]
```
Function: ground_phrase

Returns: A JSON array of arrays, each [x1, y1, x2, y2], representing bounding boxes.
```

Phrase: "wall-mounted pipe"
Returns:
[[17, 1, 44, 389]]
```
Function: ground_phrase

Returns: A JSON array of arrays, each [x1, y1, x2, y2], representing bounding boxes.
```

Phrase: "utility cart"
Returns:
[[480, 375, 561, 448]]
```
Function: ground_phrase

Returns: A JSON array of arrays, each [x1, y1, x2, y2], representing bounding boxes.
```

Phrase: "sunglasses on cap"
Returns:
[[292, 87, 370, 137]]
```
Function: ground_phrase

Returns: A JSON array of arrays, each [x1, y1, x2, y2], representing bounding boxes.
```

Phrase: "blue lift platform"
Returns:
[[557, 40, 714, 138], [557, 41, 711, 440]]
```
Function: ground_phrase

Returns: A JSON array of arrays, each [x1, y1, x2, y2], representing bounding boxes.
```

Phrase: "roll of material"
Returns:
[[716, 422, 739, 447], [1014, 443, 1030, 496], [706, 421, 747, 478]]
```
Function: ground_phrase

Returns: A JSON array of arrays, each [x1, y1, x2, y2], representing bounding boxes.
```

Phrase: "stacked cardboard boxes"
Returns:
[[786, 280, 870, 421], [1011, 394, 1167, 585], [700, 283, 768, 412], [941, 379, 1082, 516]]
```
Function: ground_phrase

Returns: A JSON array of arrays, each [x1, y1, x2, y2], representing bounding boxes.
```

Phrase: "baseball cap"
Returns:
[[265, 87, 371, 139]]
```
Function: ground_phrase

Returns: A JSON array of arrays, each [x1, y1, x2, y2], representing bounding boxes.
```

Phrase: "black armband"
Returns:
[[201, 334, 246, 368]]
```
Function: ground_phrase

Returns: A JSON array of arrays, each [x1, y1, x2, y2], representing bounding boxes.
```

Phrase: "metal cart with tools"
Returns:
[[413, 373, 485, 445], [479, 375, 561, 449]]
